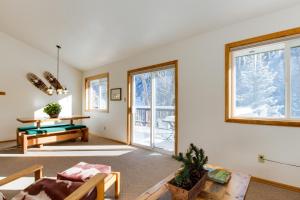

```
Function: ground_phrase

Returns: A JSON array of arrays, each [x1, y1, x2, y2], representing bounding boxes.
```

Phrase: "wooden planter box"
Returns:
[[166, 172, 208, 200]]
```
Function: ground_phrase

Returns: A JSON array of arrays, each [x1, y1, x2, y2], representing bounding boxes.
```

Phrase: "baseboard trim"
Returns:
[[89, 133, 128, 145], [0, 139, 16, 144], [251, 176, 300, 193]]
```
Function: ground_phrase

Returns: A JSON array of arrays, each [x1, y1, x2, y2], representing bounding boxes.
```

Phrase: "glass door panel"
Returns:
[[153, 68, 175, 152], [132, 72, 152, 147]]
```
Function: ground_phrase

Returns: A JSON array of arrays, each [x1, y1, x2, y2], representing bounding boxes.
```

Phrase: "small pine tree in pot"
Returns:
[[43, 102, 62, 118], [167, 143, 208, 200]]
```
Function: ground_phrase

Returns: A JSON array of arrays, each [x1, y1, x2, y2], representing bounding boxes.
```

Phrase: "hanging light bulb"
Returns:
[[57, 88, 63, 95], [47, 86, 54, 95], [63, 87, 69, 95]]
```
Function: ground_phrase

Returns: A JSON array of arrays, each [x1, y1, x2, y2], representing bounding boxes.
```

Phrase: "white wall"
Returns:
[[83, 5, 300, 187], [0, 32, 82, 141]]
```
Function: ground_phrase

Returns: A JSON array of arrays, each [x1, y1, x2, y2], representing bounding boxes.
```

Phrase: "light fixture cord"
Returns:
[[57, 45, 60, 82], [263, 158, 300, 168]]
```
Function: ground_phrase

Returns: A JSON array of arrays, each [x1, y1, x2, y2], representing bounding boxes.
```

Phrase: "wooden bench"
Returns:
[[16, 124, 89, 153]]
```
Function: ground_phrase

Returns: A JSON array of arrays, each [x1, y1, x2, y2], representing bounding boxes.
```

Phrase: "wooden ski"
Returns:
[[27, 73, 51, 95], [43, 71, 63, 90]]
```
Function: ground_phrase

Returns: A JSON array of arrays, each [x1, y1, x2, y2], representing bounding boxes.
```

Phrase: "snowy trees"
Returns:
[[291, 47, 300, 117], [233, 39, 300, 119], [234, 49, 285, 118], [134, 69, 175, 107], [134, 73, 151, 106], [155, 69, 175, 106]]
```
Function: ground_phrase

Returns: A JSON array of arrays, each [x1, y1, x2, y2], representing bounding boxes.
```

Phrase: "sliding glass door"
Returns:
[[130, 64, 176, 153]]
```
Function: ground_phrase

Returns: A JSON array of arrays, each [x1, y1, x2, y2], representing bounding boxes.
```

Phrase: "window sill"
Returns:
[[225, 117, 300, 127]]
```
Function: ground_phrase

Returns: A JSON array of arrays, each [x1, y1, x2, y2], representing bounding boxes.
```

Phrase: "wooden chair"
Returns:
[[0, 165, 106, 200]]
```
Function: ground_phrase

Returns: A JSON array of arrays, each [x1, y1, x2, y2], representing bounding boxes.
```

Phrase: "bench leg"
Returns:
[[16, 130, 22, 146], [22, 134, 28, 154], [34, 167, 43, 181], [114, 172, 120, 199], [81, 128, 89, 142], [16, 129, 19, 146]]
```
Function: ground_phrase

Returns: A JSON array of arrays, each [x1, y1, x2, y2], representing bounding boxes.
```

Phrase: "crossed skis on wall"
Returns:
[[27, 71, 64, 96]]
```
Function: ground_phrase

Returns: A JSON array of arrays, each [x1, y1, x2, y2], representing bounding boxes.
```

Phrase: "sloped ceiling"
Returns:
[[0, 0, 299, 71]]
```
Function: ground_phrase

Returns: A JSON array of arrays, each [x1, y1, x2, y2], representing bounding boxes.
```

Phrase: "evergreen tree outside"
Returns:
[[234, 49, 285, 118], [291, 46, 300, 117]]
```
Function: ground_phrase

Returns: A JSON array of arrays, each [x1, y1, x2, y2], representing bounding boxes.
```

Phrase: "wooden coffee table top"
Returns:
[[136, 165, 250, 200]]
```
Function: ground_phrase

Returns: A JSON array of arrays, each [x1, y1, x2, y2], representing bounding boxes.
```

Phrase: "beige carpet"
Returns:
[[0, 135, 299, 200], [0, 136, 180, 200]]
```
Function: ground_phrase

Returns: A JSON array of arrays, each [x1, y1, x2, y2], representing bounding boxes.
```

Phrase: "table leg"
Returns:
[[37, 121, 41, 129]]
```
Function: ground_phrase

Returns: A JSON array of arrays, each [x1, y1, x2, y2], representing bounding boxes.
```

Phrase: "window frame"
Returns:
[[85, 73, 109, 112], [225, 27, 300, 127]]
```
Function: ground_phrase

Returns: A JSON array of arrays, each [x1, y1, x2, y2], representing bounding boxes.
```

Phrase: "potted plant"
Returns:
[[167, 143, 208, 200], [43, 102, 62, 118]]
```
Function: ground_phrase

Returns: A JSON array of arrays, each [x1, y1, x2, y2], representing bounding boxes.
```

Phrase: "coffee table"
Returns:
[[136, 165, 250, 200]]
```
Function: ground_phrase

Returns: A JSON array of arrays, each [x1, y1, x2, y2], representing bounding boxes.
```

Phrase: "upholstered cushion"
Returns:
[[57, 162, 111, 182], [18, 124, 69, 132], [0, 192, 7, 200], [11, 178, 96, 200], [25, 125, 87, 135]]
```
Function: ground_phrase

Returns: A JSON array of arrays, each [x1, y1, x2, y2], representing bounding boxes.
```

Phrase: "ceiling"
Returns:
[[0, 0, 299, 71]]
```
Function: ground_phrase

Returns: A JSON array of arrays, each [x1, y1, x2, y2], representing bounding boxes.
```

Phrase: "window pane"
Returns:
[[99, 78, 108, 110], [154, 68, 175, 152], [132, 73, 152, 146], [233, 48, 285, 118], [89, 79, 100, 109], [291, 46, 300, 118]]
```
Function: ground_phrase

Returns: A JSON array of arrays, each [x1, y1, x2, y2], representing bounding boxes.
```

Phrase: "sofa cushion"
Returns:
[[0, 192, 6, 200], [25, 125, 87, 135], [57, 162, 111, 182], [11, 178, 96, 200], [65, 124, 87, 130], [18, 124, 69, 132]]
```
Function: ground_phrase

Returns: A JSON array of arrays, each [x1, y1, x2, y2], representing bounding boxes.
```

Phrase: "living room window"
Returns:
[[85, 73, 109, 112], [225, 27, 300, 126]]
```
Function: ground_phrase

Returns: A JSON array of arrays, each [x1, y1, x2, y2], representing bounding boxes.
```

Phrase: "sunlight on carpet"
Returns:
[[0, 145, 137, 157]]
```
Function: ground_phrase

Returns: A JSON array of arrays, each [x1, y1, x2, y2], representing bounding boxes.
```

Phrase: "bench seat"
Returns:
[[25, 124, 87, 135], [18, 123, 69, 132]]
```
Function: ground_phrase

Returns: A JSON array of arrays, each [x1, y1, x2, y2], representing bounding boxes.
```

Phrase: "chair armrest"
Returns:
[[65, 173, 107, 200], [0, 164, 43, 186]]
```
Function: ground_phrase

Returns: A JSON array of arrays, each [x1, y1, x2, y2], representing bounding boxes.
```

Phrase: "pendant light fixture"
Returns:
[[47, 45, 68, 95]]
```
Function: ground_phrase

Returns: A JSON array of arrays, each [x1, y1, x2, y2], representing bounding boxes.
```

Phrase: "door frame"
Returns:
[[127, 60, 178, 155]]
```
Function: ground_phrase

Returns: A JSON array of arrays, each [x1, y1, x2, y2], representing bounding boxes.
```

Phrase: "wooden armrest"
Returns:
[[0, 165, 43, 186], [65, 173, 107, 200]]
